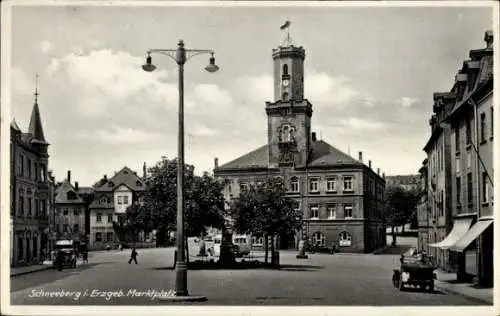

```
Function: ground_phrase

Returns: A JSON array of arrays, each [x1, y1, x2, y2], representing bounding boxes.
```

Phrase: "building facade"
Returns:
[[441, 31, 493, 286], [429, 30, 493, 287], [53, 171, 86, 245], [417, 159, 430, 252], [424, 91, 455, 272], [385, 175, 420, 192], [89, 166, 146, 249], [214, 39, 386, 253], [10, 96, 50, 266]]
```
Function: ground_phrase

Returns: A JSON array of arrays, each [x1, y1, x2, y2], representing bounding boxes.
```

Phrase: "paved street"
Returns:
[[10, 246, 483, 306]]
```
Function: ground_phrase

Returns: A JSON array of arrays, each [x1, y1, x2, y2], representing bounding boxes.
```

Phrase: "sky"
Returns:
[[6, 2, 494, 187]]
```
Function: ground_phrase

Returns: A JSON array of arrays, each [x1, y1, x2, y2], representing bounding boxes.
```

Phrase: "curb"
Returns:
[[10, 265, 52, 277], [434, 283, 493, 305]]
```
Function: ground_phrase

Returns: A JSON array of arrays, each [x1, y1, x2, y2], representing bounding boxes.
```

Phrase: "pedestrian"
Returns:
[[128, 247, 138, 264], [82, 251, 88, 264]]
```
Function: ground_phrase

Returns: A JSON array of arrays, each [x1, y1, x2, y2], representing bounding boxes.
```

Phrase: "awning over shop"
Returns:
[[429, 218, 473, 249], [449, 219, 493, 252]]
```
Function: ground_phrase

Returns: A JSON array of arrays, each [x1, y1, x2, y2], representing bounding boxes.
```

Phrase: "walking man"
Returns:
[[128, 247, 138, 264]]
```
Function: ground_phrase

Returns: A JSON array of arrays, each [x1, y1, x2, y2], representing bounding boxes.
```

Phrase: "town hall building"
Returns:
[[214, 38, 387, 253]]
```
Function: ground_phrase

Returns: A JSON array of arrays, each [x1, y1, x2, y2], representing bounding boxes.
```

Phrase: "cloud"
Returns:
[[234, 74, 273, 104], [305, 72, 360, 105], [400, 97, 418, 108], [39, 40, 54, 54], [339, 117, 385, 131]]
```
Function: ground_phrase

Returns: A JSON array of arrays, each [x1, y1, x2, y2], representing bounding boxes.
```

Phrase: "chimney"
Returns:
[[377, 168, 380, 175], [485, 30, 493, 48], [311, 132, 317, 142], [368, 160, 372, 169], [382, 172, 385, 179], [143, 162, 147, 179], [75, 181, 79, 191], [67, 170, 71, 183], [103, 174, 107, 180], [358, 151, 363, 162], [214, 157, 219, 168]]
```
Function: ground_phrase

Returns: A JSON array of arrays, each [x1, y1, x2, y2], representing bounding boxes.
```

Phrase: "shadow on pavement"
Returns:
[[399, 287, 446, 295], [151, 262, 324, 271], [373, 245, 413, 255]]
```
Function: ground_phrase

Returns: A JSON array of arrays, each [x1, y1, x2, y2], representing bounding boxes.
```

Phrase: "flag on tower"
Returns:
[[280, 20, 291, 30]]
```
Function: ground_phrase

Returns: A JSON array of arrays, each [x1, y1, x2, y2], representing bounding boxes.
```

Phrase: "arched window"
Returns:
[[339, 231, 352, 247], [313, 231, 325, 246], [289, 128, 295, 141], [282, 64, 289, 76], [290, 176, 299, 192], [282, 125, 290, 142], [282, 92, 289, 101]]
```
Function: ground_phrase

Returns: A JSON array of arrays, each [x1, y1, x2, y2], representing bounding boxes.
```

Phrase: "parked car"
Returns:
[[232, 234, 252, 257]]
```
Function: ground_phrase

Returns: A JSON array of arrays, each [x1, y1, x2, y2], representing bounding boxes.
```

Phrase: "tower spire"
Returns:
[[28, 74, 48, 145], [34, 73, 39, 103]]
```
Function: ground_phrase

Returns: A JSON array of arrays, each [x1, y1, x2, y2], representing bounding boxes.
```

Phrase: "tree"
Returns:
[[383, 186, 420, 246], [228, 177, 302, 265]]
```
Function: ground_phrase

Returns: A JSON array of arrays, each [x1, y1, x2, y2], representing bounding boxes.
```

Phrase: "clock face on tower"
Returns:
[[282, 79, 290, 87]]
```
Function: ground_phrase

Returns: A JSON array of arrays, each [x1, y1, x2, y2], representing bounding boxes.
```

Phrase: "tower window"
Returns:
[[282, 64, 289, 76], [282, 92, 289, 101]]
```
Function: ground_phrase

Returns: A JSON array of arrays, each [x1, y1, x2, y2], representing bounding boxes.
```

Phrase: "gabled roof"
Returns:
[[216, 140, 362, 172], [10, 119, 21, 131], [94, 166, 146, 192], [55, 179, 85, 204]]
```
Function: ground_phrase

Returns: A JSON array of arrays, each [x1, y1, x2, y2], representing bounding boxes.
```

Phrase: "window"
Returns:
[[63, 209, 69, 216], [339, 231, 352, 247], [482, 172, 489, 203], [73, 209, 79, 216], [27, 158, 32, 178], [309, 178, 319, 193], [255, 180, 264, 187], [123, 196, 129, 205], [27, 198, 32, 216], [117, 196, 123, 205], [239, 183, 248, 192], [455, 128, 460, 153], [35, 200, 39, 217], [293, 201, 300, 213], [456, 176, 461, 208], [313, 232, 325, 246], [290, 177, 299, 192], [282, 64, 289, 76], [63, 224, 69, 233], [456, 157, 460, 174], [19, 196, 24, 217], [326, 177, 337, 192], [467, 172, 473, 204], [327, 205, 336, 219], [95, 232, 102, 242], [491, 107, 494, 138], [480, 113, 486, 142], [343, 176, 353, 192], [96, 213, 102, 223], [100, 197, 107, 204], [344, 204, 353, 219], [19, 155, 24, 176], [282, 92, 289, 101], [108, 214, 114, 223], [73, 224, 79, 232], [107, 232, 114, 242], [310, 205, 319, 219], [466, 118, 472, 145], [466, 152, 472, 169]]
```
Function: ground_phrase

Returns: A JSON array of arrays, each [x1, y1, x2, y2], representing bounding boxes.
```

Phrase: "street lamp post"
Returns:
[[142, 40, 218, 299]]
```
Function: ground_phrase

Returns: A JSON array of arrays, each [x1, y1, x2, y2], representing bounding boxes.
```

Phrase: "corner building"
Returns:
[[214, 40, 386, 253]]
